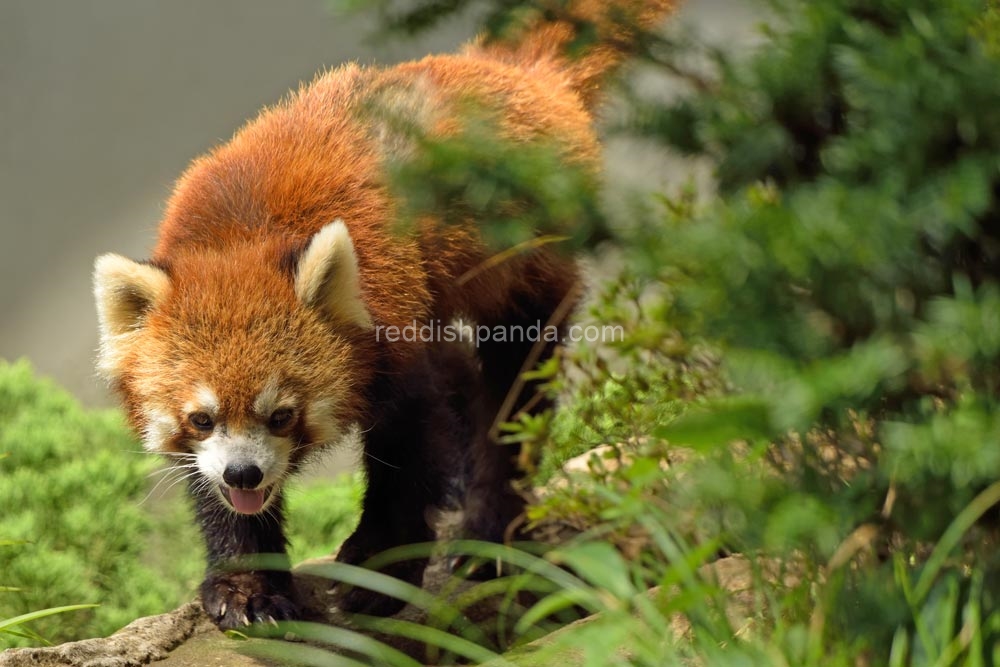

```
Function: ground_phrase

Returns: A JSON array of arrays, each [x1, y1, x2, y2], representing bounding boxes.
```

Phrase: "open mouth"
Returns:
[[219, 484, 274, 514]]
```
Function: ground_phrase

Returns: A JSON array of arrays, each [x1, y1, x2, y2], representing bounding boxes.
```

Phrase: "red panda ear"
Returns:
[[294, 220, 374, 330], [93, 254, 171, 378]]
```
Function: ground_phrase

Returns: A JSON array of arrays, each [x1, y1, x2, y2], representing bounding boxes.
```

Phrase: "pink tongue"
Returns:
[[229, 488, 265, 514]]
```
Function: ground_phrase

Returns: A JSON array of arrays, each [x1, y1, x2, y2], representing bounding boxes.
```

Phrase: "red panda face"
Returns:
[[169, 381, 297, 514], [94, 221, 373, 514], [147, 373, 335, 515], [129, 340, 351, 515]]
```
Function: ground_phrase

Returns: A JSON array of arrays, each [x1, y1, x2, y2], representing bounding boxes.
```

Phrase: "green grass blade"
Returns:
[[243, 639, 373, 667], [914, 480, 1000, 604], [352, 615, 512, 666], [0, 604, 99, 633], [295, 559, 494, 649], [247, 621, 423, 667]]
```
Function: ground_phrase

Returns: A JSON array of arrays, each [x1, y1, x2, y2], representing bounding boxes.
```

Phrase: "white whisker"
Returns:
[[161, 470, 204, 496], [145, 462, 198, 479], [364, 451, 401, 469], [138, 454, 205, 506], [138, 468, 185, 506]]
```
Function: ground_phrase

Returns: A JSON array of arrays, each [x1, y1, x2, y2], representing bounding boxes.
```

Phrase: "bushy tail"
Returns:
[[468, 0, 677, 109]]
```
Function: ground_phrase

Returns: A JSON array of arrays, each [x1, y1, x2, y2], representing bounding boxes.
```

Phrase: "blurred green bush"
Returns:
[[0, 359, 202, 646]]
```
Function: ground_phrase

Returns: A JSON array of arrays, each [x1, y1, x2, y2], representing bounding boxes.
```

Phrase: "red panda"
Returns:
[[93, 0, 674, 630]]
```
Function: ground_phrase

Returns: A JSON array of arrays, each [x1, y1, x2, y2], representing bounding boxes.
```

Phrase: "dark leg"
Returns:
[[336, 350, 463, 615], [462, 336, 538, 545], [192, 485, 298, 630], [464, 274, 579, 546]]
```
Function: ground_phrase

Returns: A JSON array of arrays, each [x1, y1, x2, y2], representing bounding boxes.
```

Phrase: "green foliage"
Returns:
[[974, 1, 1000, 57], [614, 0, 1000, 661], [0, 359, 199, 647], [642, 0, 1000, 542], [515, 271, 723, 485], [385, 100, 607, 250]]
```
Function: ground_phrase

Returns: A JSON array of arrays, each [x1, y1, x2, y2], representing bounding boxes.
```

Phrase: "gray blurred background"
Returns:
[[0, 0, 755, 408]]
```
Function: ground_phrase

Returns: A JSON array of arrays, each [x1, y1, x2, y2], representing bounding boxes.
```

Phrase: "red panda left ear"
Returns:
[[93, 254, 171, 379], [294, 220, 374, 330]]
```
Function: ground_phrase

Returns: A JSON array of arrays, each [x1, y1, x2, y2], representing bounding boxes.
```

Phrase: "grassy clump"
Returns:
[[0, 359, 201, 646]]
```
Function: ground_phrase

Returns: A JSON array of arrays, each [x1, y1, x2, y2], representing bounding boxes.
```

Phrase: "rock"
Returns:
[[0, 603, 211, 667]]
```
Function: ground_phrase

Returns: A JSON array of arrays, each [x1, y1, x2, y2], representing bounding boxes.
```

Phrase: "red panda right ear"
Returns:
[[93, 254, 170, 378], [294, 220, 374, 330]]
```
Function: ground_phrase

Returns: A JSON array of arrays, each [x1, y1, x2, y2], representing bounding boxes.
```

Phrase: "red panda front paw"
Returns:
[[200, 572, 299, 630]]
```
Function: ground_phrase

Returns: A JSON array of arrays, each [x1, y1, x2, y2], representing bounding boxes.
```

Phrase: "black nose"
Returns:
[[222, 463, 263, 489]]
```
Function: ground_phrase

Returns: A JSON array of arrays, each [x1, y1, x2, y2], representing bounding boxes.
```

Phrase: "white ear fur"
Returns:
[[93, 254, 170, 377], [294, 220, 373, 330]]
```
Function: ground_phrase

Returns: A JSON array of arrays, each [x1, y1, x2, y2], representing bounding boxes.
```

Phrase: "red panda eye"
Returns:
[[268, 408, 294, 430], [189, 412, 214, 431]]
